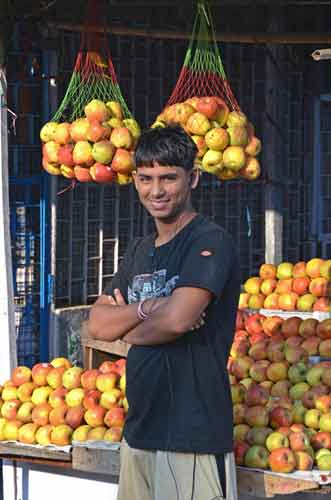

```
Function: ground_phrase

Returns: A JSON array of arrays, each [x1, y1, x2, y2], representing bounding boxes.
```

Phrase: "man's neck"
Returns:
[[154, 209, 197, 247]]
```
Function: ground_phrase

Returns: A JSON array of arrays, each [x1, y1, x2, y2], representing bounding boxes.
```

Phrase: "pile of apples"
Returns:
[[40, 99, 141, 185], [240, 259, 331, 312], [0, 357, 127, 446], [230, 310, 331, 472], [151, 96, 261, 181]]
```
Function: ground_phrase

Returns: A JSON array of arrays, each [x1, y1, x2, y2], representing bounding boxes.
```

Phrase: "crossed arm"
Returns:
[[88, 286, 212, 345]]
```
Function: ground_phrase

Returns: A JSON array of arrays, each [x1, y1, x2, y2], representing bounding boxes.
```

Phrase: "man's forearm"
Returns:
[[88, 302, 142, 341], [122, 301, 187, 345], [88, 296, 167, 342]]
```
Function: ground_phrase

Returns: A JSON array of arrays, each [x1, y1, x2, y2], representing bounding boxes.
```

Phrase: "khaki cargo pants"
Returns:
[[117, 440, 238, 500]]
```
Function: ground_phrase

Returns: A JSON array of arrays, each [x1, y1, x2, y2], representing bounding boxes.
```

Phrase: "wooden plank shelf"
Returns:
[[72, 441, 120, 476], [237, 468, 320, 498], [80, 321, 129, 369], [0, 441, 71, 461]]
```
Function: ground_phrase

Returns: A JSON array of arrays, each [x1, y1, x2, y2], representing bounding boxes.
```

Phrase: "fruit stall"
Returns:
[[2, 0, 331, 499]]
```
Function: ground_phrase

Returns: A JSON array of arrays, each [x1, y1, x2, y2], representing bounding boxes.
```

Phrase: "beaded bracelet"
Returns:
[[137, 299, 149, 321]]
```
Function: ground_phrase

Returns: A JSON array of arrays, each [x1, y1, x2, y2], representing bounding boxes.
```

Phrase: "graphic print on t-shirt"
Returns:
[[128, 269, 179, 303]]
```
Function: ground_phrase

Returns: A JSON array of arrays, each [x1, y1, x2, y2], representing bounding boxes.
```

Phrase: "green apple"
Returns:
[[304, 408, 322, 429], [266, 431, 289, 452], [244, 445, 269, 469], [201, 149, 223, 174]]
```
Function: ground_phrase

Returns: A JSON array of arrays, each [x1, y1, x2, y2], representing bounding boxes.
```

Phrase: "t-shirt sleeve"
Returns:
[[103, 238, 140, 301], [175, 229, 237, 299]]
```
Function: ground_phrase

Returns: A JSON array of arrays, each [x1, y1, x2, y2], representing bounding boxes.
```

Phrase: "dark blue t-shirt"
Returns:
[[105, 215, 240, 454]]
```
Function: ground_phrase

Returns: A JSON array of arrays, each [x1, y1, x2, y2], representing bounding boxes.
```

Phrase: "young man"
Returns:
[[88, 125, 240, 500]]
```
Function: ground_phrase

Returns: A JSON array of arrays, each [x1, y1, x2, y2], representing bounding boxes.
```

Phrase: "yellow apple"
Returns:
[[50, 424, 73, 446], [18, 423, 39, 445], [35, 424, 54, 445]]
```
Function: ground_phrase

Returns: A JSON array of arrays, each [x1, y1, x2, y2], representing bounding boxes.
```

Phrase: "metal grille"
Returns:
[[7, 23, 49, 365], [318, 96, 331, 238], [55, 34, 267, 306]]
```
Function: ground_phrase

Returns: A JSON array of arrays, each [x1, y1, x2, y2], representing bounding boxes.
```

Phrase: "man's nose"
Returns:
[[150, 179, 164, 197]]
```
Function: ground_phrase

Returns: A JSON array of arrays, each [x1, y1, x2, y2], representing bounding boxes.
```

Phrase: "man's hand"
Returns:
[[112, 288, 127, 306]]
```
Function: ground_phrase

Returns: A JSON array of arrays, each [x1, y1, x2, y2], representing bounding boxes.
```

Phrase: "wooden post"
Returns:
[[0, 66, 17, 379], [264, 24, 285, 265]]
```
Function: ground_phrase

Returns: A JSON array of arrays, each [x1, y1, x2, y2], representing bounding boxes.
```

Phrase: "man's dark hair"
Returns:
[[134, 125, 198, 172]]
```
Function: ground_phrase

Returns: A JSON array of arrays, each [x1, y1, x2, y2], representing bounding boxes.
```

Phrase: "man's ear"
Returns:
[[190, 168, 200, 189], [131, 170, 138, 189]]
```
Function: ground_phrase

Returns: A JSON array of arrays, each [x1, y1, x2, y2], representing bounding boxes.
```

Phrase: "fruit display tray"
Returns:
[[0, 440, 71, 461], [237, 466, 331, 497], [242, 308, 331, 321], [259, 309, 331, 320]]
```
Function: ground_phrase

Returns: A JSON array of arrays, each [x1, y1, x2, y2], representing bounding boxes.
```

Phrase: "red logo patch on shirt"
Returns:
[[200, 250, 213, 257]]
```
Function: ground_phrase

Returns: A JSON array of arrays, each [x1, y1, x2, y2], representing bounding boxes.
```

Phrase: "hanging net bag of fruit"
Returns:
[[40, 0, 140, 185], [152, 0, 261, 182]]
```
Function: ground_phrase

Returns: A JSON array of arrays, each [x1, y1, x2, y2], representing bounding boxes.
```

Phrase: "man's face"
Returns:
[[133, 162, 195, 221]]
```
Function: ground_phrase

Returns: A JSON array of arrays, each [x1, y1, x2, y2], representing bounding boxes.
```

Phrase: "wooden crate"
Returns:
[[80, 321, 129, 369]]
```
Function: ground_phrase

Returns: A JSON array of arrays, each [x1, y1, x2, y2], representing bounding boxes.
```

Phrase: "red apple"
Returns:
[[74, 166, 93, 182], [317, 319, 331, 340], [31, 363, 52, 386], [46, 367, 66, 389], [249, 360, 270, 383], [234, 440, 250, 465], [65, 406, 85, 429], [245, 406, 269, 427], [84, 405, 106, 427], [90, 163, 115, 184], [278, 292, 298, 311], [268, 447, 296, 473], [31, 402, 51, 426], [245, 384, 269, 407], [301, 336, 320, 356], [310, 431, 331, 450], [260, 279, 277, 296], [309, 277, 329, 297], [245, 313, 265, 336], [288, 431, 311, 451], [319, 339, 331, 357], [306, 258, 324, 279], [292, 277, 310, 296], [104, 406, 125, 428], [293, 450, 314, 471], [314, 298, 331, 312], [81, 369, 100, 391], [83, 389, 101, 410], [281, 316, 302, 339], [262, 316, 283, 337], [12, 366, 32, 387], [269, 406, 293, 429], [84, 99, 110, 123], [196, 97, 219, 119], [263, 293, 280, 310], [58, 144, 75, 167], [293, 261, 307, 279], [259, 264, 277, 280], [111, 148, 134, 174], [298, 318, 318, 338]]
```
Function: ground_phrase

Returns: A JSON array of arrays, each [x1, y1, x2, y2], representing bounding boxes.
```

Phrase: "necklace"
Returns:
[[150, 212, 198, 273], [155, 211, 198, 248]]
